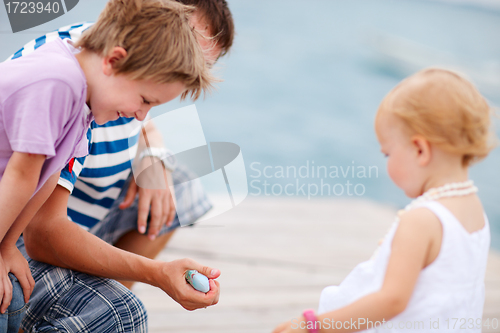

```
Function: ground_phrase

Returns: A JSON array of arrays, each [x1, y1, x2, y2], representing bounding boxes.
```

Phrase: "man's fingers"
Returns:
[[119, 180, 138, 209], [160, 195, 169, 228], [194, 264, 220, 280], [148, 196, 163, 240], [166, 195, 176, 227], [162, 194, 172, 227], [165, 172, 176, 228], [210, 279, 220, 305], [137, 193, 151, 235]]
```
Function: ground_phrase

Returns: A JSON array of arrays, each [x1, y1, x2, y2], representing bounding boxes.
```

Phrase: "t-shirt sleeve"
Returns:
[[58, 155, 87, 193], [2, 79, 75, 157], [58, 125, 91, 193]]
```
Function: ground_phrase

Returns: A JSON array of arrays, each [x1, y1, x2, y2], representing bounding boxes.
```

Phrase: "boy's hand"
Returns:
[[154, 258, 220, 310], [120, 159, 176, 240], [0, 254, 13, 314], [0, 245, 34, 304]]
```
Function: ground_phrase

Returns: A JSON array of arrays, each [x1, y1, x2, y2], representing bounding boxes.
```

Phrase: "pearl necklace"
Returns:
[[401, 180, 478, 214]]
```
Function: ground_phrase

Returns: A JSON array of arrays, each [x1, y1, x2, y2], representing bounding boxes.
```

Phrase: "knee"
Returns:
[[89, 280, 148, 332], [30, 277, 148, 333], [116, 285, 148, 332], [8, 273, 27, 313]]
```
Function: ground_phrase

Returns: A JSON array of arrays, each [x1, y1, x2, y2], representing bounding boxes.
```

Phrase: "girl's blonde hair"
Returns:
[[75, 0, 213, 100], [379, 68, 496, 166]]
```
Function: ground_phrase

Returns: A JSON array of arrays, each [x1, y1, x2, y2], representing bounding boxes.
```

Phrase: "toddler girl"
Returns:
[[273, 68, 494, 332]]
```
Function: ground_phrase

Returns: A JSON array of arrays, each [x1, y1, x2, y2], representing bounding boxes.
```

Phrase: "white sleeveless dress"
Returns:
[[318, 201, 490, 332]]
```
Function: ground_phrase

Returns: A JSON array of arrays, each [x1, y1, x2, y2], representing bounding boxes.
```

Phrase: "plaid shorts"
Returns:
[[17, 237, 148, 333], [17, 165, 211, 332]]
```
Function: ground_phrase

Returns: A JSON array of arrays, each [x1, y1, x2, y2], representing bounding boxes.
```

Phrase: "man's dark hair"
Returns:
[[177, 0, 234, 57]]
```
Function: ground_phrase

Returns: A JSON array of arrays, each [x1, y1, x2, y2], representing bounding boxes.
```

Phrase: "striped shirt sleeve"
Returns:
[[58, 127, 91, 193]]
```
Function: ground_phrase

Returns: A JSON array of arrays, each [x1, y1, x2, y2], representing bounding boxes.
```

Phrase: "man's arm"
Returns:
[[120, 120, 177, 239], [24, 185, 220, 310], [137, 119, 165, 153]]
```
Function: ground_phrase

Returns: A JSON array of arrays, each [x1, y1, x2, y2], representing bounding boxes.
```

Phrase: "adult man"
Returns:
[[9, 0, 235, 331]]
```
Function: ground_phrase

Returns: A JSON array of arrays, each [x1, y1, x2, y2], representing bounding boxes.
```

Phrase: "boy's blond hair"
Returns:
[[75, 0, 212, 100], [378, 68, 495, 166]]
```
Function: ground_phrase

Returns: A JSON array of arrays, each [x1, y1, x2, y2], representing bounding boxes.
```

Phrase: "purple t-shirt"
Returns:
[[0, 38, 92, 193]]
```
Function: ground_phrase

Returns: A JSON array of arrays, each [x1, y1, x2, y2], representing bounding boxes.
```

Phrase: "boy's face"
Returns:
[[86, 11, 220, 125], [89, 63, 186, 125]]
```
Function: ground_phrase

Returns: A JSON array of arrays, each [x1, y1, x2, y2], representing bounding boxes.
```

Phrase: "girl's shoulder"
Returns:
[[397, 207, 442, 268], [398, 207, 443, 238], [397, 196, 488, 268]]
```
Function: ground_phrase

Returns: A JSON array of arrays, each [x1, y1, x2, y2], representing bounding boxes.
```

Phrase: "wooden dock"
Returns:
[[133, 197, 500, 333]]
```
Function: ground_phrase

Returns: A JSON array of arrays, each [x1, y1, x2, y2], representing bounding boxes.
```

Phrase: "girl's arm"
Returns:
[[273, 208, 442, 333]]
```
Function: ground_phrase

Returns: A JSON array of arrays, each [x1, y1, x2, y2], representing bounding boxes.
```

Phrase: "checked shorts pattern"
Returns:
[[17, 237, 147, 333]]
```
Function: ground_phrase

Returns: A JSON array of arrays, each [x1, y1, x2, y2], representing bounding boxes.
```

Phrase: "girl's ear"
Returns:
[[412, 135, 432, 167], [102, 47, 127, 76]]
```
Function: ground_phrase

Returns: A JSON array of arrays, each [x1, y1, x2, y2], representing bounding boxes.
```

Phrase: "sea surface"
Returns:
[[1, 0, 499, 249]]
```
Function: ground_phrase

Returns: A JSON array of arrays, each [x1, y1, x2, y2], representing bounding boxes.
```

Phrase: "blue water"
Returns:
[[1, 0, 499, 249]]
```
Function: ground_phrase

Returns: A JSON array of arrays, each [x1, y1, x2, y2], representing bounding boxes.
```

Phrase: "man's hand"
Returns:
[[120, 157, 176, 240], [154, 258, 220, 311], [0, 245, 34, 305]]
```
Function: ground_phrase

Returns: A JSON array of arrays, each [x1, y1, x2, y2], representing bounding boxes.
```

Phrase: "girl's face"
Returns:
[[375, 112, 424, 198]]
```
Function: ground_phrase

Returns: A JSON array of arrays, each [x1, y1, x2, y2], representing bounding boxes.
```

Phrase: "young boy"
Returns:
[[0, 0, 212, 330]]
